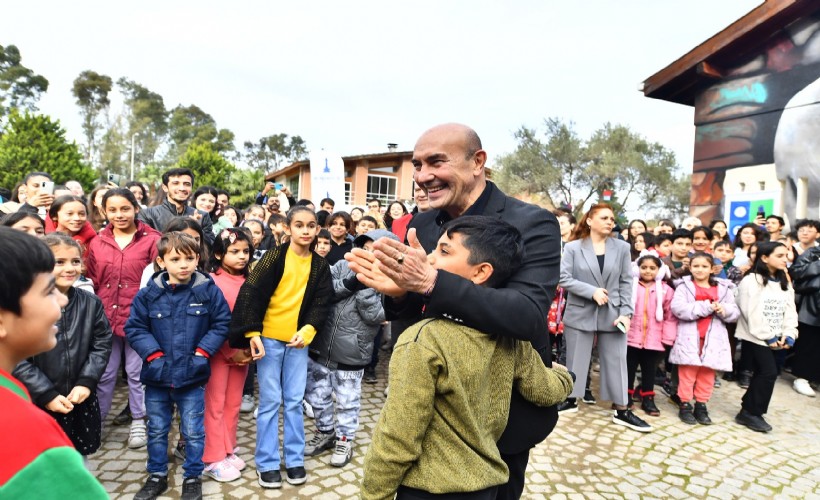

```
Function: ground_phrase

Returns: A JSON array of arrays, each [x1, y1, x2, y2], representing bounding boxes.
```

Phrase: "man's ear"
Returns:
[[161, 183, 170, 194], [470, 262, 494, 286]]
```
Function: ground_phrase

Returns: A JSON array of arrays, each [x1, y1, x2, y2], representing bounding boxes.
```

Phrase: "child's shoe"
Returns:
[[128, 418, 147, 449], [226, 452, 246, 472], [678, 402, 697, 425], [581, 389, 596, 405], [240, 394, 255, 413], [204, 459, 241, 482], [556, 398, 578, 414], [330, 436, 353, 467], [181, 476, 202, 500], [640, 391, 660, 416], [305, 429, 336, 456], [286, 466, 307, 485], [693, 402, 713, 425], [134, 474, 168, 500], [612, 409, 652, 433], [793, 378, 816, 397]]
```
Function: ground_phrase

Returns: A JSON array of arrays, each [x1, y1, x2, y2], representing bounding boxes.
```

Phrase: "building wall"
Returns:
[[691, 13, 820, 222]]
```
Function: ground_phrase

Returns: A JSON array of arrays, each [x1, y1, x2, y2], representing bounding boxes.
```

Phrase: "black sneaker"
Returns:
[[612, 409, 652, 433], [181, 477, 202, 500], [678, 402, 697, 425], [693, 402, 713, 425], [134, 474, 168, 500], [641, 395, 660, 416], [112, 405, 132, 426], [363, 368, 377, 384], [661, 378, 673, 397], [557, 398, 578, 414], [581, 390, 596, 404], [735, 409, 772, 432], [722, 371, 736, 382], [257, 469, 282, 489], [286, 466, 307, 485]]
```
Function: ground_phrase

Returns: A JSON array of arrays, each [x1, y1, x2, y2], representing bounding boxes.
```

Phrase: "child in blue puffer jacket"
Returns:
[[125, 232, 231, 500]]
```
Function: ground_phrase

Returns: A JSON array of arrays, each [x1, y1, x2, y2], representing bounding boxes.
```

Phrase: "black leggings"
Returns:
[[627, 346, 664, 394], [741, 341, 778, 416]]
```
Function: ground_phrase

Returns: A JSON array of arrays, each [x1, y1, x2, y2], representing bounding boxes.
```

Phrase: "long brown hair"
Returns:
[[570, 202, 614, 241]]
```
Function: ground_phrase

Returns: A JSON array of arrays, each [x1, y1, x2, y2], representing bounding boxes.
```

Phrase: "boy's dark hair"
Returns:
[[713, 240, 732, 251], [367, 198, 381, 207], [163, 217, 209, 269], [317, 229, 331, 241], [749, 241, 789, 291], [765, 215, 785, 228], [0, 211, 46, 230], [161, 168, 195, 186], [691, 226, 714, 241], [157, 232, 200, 259], [786, 230, 798, 241], [359, 215, 378, 226], [553, 210, 577, 225], [102, 187, 140, 211], [316, 209, 329, 228], [320, 198, 334, 208], [795, 219, 820, 232], [441, 216, 523, 288], [0, 227, 54, 315], [216, 188, 230, 198], [329, 211, 352, 230], [42, 232, 83, 255], [670, 228, 693, 243], [267, 213, 286, 228], [210, 227, 255, 275], [295, 199, 314, 207], [24, 171, 52, 184], [655, 233, 673, 246]]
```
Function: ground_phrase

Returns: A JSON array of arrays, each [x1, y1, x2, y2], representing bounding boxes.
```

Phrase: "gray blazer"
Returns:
[[559, 237, 633, 333]]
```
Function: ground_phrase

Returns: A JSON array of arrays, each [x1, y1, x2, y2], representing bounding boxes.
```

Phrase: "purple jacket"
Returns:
[[669, 277, 739, 371]]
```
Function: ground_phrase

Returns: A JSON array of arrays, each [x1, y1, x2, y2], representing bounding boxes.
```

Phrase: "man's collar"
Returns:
[[434, 181, 493, 226]]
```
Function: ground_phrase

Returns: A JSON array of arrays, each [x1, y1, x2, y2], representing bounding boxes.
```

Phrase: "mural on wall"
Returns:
[[691, 13, 820, 221]]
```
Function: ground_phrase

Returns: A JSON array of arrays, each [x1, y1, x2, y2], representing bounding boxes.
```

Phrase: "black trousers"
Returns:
[[627, 347, 664, 393], [740, 341, 778, 416], [792, 322, 820, 382], [396, 485, 498, 499], [495, 448, 530, 500]]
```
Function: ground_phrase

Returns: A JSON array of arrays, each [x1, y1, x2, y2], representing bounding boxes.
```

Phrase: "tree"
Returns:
[[244, 133, 308, 173], [166, 104, 235, 164], [0, 44, 48, 122], [495, 118, 680, 218], [0, 111, 96, 190], [117, 77, 168, 170], [227, 168, 266, 208], [175, 142, 236, 188], [72, 70, 113, 164]]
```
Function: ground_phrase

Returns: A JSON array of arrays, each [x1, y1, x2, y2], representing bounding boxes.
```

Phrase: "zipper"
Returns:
[[324, 296, 354, 367]]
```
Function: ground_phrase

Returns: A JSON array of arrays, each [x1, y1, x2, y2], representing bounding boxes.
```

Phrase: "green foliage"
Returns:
[[175, 142, 236, 188], [227, 168, 265, 208], [495, 118, 685, 219], [117, 77, 168, 168], [0, 111, 96, 190], [166, 104, 235, 165], [0, 44, 48, 121], [72, 70, 113, 162], [244, 133, 308, 173]]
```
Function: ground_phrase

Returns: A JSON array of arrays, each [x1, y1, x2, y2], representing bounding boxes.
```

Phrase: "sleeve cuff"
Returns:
[[300, 325, 318, 345], [245, 331, 262, 338], [195, 348, 210, 358], [146, 351, 164, 362]]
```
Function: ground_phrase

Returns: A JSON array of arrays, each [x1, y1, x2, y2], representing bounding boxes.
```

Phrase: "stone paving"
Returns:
[[92, 355, 820, 499]]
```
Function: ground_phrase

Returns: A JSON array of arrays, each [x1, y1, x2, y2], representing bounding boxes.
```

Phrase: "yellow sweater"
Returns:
[[361, 318, 573, 500]]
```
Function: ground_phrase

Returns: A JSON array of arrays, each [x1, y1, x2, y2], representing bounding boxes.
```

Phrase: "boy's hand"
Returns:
[[67, 386, 91, 404], [681, 257, 690, 269], [46, 395, 74, 414], [249, 336, 265, 360]]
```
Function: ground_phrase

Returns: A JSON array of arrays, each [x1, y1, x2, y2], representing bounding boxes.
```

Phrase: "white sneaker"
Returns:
[[128, 419, 147, 449], [204, 459, 241, 482], [384, 385, 389, 397], [330, 437, 353, 467], [253, 406, 258, 419], [302, 399, 315, 419], [793, 378, 816, 397], [240, 395, 255, 413]]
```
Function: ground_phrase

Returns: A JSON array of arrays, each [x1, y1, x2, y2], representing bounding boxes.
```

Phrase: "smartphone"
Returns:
[[274, 183, 284, 190], [616, 321, 627, 334], [41, 181, 54, 195], [757, 205, 765, 219]]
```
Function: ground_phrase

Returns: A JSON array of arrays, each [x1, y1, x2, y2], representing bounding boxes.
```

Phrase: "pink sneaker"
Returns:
[[204, 459, 241, 482], [225, 453, 246, 472]]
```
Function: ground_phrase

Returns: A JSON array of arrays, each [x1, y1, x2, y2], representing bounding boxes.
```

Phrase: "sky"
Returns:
[[6, 1, 762, 176]]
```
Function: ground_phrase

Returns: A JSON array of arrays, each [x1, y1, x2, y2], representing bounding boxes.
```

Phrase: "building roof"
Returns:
[[642, 0, 820, 105], [265, 150, 413, 181]]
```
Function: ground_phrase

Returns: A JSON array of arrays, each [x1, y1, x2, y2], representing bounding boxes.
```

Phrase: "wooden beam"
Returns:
[[696, 61, 723, 79]]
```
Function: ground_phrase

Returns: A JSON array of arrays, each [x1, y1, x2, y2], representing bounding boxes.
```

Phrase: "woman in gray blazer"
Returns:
[[558, 203, 652, 432]]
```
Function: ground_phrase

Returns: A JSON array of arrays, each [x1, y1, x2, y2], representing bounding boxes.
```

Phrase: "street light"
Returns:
[[130, 133, 137, 181]]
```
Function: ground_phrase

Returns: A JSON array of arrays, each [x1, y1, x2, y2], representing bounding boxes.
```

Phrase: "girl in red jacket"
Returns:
[[86, 188, 161, 449], [626, 254, 677, 416]]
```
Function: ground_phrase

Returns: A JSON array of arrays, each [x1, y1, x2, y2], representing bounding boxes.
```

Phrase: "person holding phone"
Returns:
[[18, 171, 55, 218], [558, 203, 652, 432]]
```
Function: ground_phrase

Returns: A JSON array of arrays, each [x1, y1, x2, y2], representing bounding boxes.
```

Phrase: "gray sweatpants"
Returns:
[[304, 358, 364, 440]]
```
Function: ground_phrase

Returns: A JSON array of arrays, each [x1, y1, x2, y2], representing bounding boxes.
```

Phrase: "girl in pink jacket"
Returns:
[[669, 252, 740, 426], [626, 254, 677, 416]]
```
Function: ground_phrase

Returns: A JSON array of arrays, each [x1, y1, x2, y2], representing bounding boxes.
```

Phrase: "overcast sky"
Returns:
[[6, 1, 761, 172]]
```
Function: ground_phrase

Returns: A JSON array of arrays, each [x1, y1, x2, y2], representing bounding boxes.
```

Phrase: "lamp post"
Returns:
[[130, 134, 136, 181]]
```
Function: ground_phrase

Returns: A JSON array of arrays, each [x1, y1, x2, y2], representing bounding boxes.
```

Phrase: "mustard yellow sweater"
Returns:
[[361, 318, 574, 500]]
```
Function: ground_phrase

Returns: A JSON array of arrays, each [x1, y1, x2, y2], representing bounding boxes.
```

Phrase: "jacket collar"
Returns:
[[579, 237, 618, 287], [433, 181, 503, 227], [145, 270, 211, 301]]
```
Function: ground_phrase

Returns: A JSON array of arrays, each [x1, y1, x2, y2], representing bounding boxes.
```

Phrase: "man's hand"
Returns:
[[371, 228, 437, 295], [67, 386, 91, 405], [46, 395, 74, 414], [29, 192, 54, 208], [346, 248, 406, 298], [262, 182, 275, 195]]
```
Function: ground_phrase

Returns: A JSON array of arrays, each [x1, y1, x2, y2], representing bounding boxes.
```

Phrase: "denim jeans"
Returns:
[[145, 384, 205, 478], [255, 337, 308, 472]]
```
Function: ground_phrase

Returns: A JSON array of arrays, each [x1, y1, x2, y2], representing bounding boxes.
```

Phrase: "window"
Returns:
[[344, 182, 353, 205], [366, 175, 397, 202]]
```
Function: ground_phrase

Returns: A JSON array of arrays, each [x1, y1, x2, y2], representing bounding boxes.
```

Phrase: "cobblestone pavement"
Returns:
[[93, 355, 820, 499]]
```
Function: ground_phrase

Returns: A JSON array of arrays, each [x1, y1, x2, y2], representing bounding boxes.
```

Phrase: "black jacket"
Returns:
[[386, 181, 563, 454], [137, 199, 215, 245], [13, 288, 113, 408], [791, 246, 820, 326]]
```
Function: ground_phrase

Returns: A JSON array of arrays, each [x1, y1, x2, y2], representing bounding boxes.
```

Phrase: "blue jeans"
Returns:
[[145, 384, 205, 478], [256, 337, 308, 472]]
